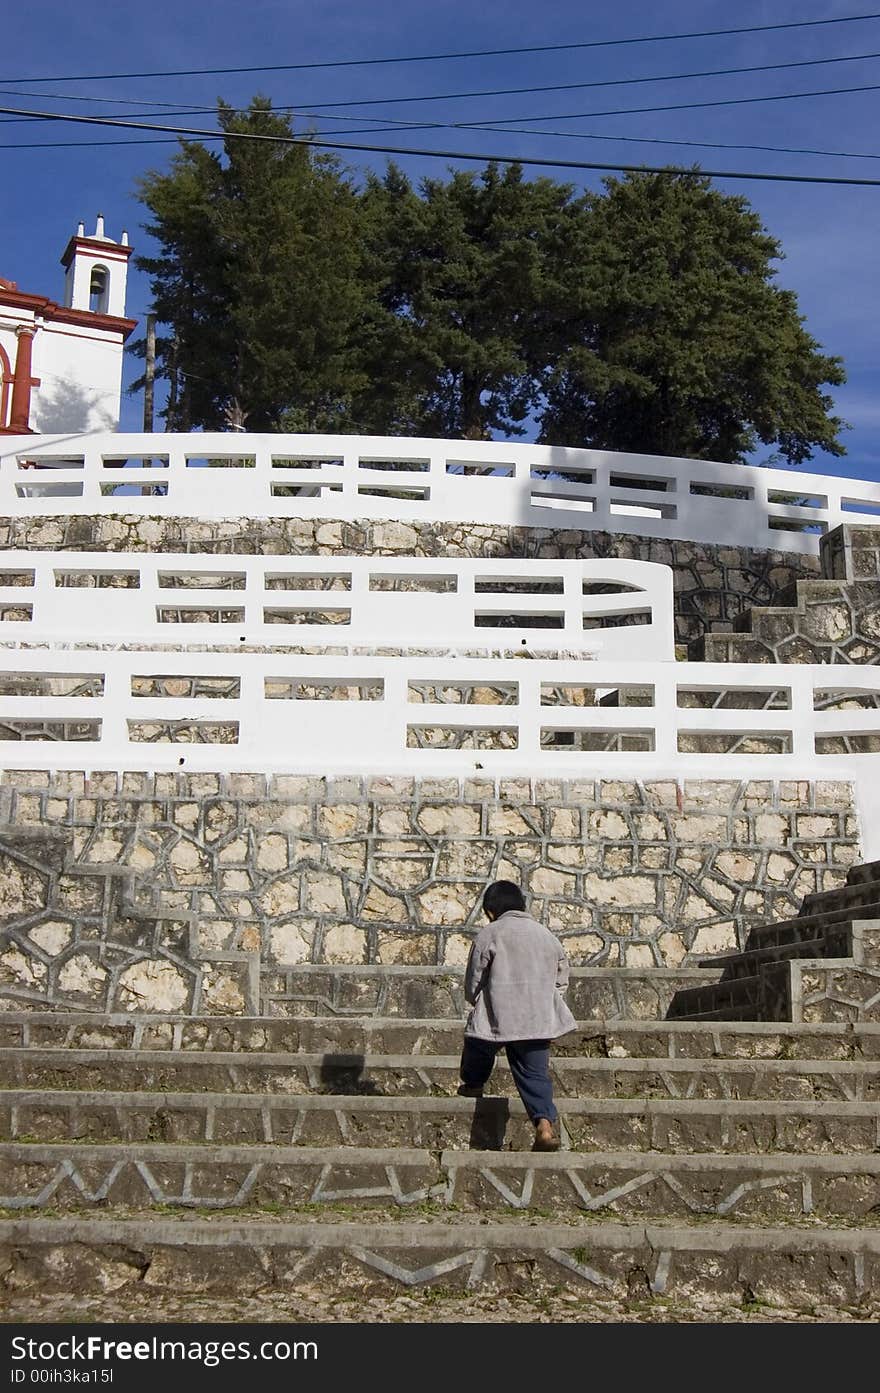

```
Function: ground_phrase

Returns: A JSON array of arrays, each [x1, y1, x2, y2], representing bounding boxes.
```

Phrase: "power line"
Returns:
[[5, 43, 880, 123], [1, 87, 875, 165], [2, 104, 880, 186], [0, 88, 210, 109], [252, 109, 880, 164], [4, 125, 880, 166], [470, 125, 880, 163], [229, 49, 880, 113], [292, 118, 880, 163], [2, 10, 880, 84], [460, 80, 880, 124], [6, 46, 880, 125], [0, 136, 216, 150], [3, 82, 880, 165], [5, 71, 880, 143], [5, 73, 880, 146]]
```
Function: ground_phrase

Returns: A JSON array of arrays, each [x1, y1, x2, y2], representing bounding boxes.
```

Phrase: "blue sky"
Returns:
[[2, 0, 879, 482]]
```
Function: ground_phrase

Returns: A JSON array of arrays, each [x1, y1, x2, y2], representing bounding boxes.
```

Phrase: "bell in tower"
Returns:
[[61, 214, 132, 319]]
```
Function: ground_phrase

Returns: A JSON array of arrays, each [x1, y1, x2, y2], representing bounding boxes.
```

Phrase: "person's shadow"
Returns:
[[468, 1095, 510, 1151], [318, 1053, 383, 1095], [316, 1054, 512, 1147]]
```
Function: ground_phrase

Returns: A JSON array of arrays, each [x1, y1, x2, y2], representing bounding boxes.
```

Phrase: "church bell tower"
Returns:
[[61, 213, 131, 319]]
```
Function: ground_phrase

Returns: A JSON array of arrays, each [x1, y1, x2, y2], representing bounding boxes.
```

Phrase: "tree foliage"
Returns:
[[134, 99, 365, 431], [537, 171, 846, 464], [351, 162, 578, 439], [134, 113, 846, 464]]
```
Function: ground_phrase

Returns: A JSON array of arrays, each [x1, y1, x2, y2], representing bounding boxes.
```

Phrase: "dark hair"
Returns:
[[482, 879, 526, 919]]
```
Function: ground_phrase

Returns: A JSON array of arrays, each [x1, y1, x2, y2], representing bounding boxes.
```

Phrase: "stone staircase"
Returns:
[[696, 522, 880, 667], [699, 577, 880, 668], [2, 990, 880, 1319], [668, 859, 880, 1023]]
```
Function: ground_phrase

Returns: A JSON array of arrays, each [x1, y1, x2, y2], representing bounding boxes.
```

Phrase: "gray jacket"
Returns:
[[463, 909, 577, 1042]]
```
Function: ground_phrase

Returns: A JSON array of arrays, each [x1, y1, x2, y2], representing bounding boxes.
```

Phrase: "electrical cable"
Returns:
[[5, 75, 880, 143], [221, 49, 880, 112], [4, 126, 880, 165], [2, 104, 880, 185], [5, 45, 880, 123], [448, 80, 880, 124], [2, 97, 875, 166], [2, 10, 880, 84], [466, 125, 880, 163]]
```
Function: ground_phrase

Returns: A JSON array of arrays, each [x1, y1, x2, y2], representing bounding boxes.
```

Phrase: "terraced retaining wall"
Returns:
[[702, 525, 880, 666], [0, 515, 818, 655], [0, 771, 859, 1015]]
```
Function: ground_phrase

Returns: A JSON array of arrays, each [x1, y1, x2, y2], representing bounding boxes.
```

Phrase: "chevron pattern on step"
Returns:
[[2, 964, 880, 1313]]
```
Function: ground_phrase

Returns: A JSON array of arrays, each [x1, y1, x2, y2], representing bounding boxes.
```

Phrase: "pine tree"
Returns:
[[352, 161, 579, 439], [134, 99, 366, 431], [537, 170, 846, 464]]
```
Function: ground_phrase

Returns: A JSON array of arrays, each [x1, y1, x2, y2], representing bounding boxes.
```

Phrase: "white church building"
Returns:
[[0, 215, 135, 435]]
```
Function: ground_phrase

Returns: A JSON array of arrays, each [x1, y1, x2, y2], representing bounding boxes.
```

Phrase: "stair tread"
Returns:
[[3, 1046, 877, 1066], [695, 941, 853, 975], [748, 900, 880, 938], [4, 1088, 877, 1111], [4, 1214, 879, 1245], [4, 1140, 880, 1171]]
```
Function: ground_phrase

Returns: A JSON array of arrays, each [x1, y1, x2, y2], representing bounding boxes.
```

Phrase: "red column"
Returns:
[[8, 326, 36, 433]]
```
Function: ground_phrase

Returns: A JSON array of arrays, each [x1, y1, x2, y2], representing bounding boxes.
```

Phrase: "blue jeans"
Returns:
[[459, 1036, 557, 1124]]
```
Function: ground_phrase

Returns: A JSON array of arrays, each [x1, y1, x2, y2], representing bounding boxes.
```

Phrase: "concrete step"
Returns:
[[746, 900, 880, 946], [709, 927, 880, 985], [667, 974, 781, 1022], [733, 604, 801, 638], [698, 633, 773, 662], [800, 883, 880, 917], [5, 1089, 879, 1153], [671, 924, 880, 1023], [2, 1013, 878, 1060], [3, 1142, 879, 1221], [2, 1214, 878, 1305], [794, 959, 880, 1025], [845, 859, 880, 887], [3, 1049, 878, 1101], [673, 955, 880, 1026], [696, 933, 853, 982], [263, 964, 723, 1021]]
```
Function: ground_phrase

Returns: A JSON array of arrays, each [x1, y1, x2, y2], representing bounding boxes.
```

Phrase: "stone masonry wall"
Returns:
[[703, 576, 880, 668], [822, 524, 880, 582], [0, 771, 859, 1016], [703, 524, 880, 673], [0, 515, 819, 655]]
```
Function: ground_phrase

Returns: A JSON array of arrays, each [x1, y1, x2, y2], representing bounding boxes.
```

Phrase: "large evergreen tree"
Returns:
[[134, 114, 846, 463], [352, 161, 578, 439], [134, 99, 365, 431], [537, 170, 846, 464]]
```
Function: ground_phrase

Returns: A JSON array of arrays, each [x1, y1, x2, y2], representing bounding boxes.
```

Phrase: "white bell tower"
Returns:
[[61, 213, 131, 319]]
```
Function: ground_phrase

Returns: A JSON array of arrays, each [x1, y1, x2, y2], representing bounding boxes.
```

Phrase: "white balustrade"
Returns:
[[0, 648, 877, 781], [2, 433, 879, 849], [0, 554, 675, 660], [2, 432, 880, 555]]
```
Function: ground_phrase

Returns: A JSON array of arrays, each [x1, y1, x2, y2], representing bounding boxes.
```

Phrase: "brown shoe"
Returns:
[[532, 1118, 560, 1152]]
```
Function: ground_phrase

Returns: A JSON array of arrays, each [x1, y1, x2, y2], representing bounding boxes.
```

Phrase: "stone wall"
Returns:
[[703, 523, 880, 675], [822, 524, 880, 582], [703, 575, 880, 669], [0, 771, 859, 1015], [0, 515, 819, 655]]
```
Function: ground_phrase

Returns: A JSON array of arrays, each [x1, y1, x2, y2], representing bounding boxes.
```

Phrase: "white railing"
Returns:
[[0, 648, 877, 779], [2, 433, 880, 555], [0, 554, 674, 660]]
